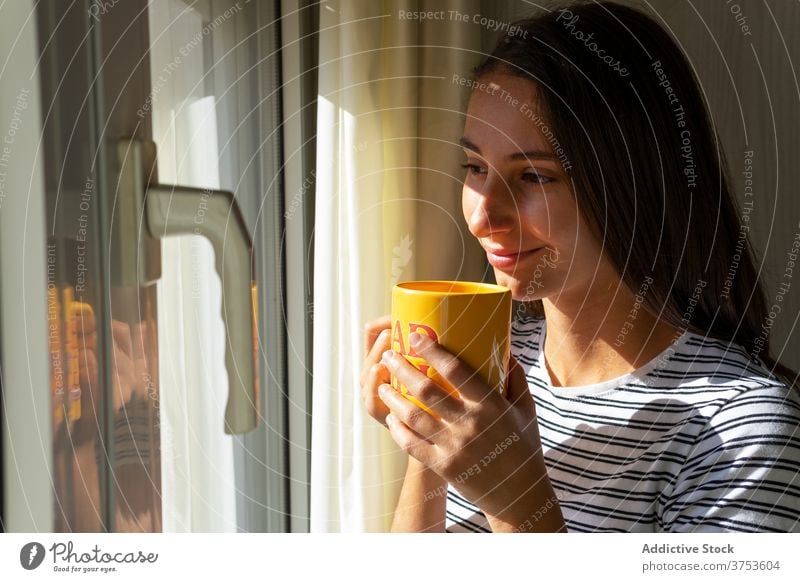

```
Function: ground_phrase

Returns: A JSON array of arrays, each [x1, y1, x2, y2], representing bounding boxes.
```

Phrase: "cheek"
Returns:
[[461, 184, 478, 224], [531, 192, 581, 245], [552, 211, 612, 286], [461, 186, 470, 222], [517, 194, 560, 244], [572, 213, 604, 260], [462, 185, 486, 240]]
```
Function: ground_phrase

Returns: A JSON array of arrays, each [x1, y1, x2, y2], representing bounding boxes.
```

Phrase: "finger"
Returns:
[[131, 322, 154, 381], [131, 322, 147, 359], [364, 314, 392, 356], [79, 348, 98, 385], [362, 365, 391, 424], [78, 328, 97, 351], [378, 383, 444, 441], [381, 349, 464, 421], [72, 304, 96, 336], [406, 333, 500, 404], [112, 321, 133, 359], [385, 413, 434, 463], [504, 356, 537, 421], [504, 356, 529, 404], [360, 329, 391, 384], [368, 360, 391, 391]]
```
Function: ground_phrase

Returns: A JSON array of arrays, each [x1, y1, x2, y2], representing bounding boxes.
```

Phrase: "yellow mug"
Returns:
[[390, 281, 512, 417]]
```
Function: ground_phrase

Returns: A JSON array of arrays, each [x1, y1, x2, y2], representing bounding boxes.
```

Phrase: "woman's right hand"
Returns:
[[360, 314, 392, 425], [362, 315, 447, 531]]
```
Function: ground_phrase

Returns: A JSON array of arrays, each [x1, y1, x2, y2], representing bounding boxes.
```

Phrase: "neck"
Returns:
[[541, 284, 680, 387]]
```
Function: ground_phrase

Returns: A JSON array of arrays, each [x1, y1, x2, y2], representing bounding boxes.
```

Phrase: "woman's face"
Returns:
[[461, 71, 619, 305]]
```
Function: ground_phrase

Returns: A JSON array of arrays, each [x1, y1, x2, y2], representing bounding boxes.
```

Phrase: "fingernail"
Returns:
[[385, 414, 395, 426], [409, 332, 425, 347], [378, 384, 388, 398], [381, 350, 394, 364]]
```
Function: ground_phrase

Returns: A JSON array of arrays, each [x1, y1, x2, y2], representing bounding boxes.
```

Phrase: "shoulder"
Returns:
[[661, 336, 800, 531], [647, 330, 789, 396], [641, 330, 800, 444], [665, 334, 800, 480]]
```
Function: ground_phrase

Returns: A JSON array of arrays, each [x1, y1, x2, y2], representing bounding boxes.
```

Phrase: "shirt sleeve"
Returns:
[[662, 384, 800, 532]]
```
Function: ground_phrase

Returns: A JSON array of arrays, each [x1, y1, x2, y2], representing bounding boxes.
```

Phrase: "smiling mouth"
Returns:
[[485, 247, 541, 268]]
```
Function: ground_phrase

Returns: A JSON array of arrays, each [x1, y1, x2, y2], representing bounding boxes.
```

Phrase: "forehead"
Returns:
[[463, 73, 552, 153]]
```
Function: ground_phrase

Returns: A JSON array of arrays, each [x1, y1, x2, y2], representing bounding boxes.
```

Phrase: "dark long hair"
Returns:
[[474, 1, 796, 384]]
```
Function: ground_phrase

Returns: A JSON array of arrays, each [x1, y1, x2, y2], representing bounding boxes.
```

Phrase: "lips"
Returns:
[[485, 247, 541, 269]]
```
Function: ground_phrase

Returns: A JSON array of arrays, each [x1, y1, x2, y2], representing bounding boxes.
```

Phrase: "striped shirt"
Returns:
[[446, 316, 800, 532]]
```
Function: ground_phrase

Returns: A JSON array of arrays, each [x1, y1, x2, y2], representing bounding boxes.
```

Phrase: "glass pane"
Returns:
[[37, 0, 268, 533], [147, 0, 261, 532], [38, 0, 164, 532], [38, 0, 108, 532]]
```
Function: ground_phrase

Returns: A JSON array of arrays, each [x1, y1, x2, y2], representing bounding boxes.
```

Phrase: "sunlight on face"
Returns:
[[461, 72, 619, 305]]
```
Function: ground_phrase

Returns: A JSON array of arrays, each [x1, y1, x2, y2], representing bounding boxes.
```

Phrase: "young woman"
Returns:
[[360, 1, 800, 532]]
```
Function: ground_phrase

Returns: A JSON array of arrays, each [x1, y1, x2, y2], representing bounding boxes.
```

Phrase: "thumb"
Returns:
[[504, 355, 533, 408]]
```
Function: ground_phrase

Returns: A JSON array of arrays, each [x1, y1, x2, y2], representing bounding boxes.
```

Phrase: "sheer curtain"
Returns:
[[309, 0, 483, 532], [149, 0, 237, 532]]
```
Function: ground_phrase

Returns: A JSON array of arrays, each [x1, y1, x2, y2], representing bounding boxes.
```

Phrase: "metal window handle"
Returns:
[[117, 138, 259, 434]]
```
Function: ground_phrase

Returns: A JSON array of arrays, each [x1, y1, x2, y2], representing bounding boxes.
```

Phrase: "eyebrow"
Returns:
[[459, 137, 558, 161]]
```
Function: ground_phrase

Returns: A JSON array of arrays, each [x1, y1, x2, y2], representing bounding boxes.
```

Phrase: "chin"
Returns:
[[494, 268, 559, 303], [492, 271, 531, 301]]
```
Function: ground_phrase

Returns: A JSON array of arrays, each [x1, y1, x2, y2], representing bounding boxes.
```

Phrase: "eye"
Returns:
[[522, 170, 554, 185], [460, 163, 487, 176]]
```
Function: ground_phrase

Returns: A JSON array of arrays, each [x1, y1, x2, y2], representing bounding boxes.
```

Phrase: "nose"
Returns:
[[465, 175, 517, 240]]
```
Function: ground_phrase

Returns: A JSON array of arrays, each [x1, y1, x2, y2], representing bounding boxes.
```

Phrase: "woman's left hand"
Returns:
[[378, 332, 565, 532]]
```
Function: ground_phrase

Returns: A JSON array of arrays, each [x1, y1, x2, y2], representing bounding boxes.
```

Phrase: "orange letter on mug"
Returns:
[[392, 320, 406, 355]]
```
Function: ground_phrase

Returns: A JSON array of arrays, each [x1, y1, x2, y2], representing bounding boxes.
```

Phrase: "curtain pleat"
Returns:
[[310, 0, 483, 532]]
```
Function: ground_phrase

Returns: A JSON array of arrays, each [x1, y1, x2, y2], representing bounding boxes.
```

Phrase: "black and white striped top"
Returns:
[[446, 316, 800, 532]]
